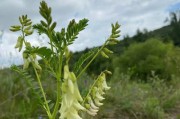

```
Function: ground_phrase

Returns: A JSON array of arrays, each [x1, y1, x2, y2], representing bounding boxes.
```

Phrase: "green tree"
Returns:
[[168, 11, 180, 46], [113, 39, 180, 81]]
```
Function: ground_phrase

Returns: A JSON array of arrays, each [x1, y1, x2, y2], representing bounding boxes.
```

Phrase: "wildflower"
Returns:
[[85, 72, 111, 116], [59, 65, 85, 119], [100, 73, 111, 90]]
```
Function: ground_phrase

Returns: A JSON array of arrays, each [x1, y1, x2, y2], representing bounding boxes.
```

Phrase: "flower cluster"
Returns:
[[85, 72, 111, 116], [59, 65, 85, 119]]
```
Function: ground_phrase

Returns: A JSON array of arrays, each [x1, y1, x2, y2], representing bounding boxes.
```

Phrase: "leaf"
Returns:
[[73, 48, 97, 74], [10, 25, 21, 32], [50, 22, 56, 31], [33, 24, 47, 35], [103, 48, 113, 54], [65, 18, 89, 45], [10, 65, 43, 102], [35, 47, 53, 58], [101, 51, 109, 58], [15, 36, 24, 52]]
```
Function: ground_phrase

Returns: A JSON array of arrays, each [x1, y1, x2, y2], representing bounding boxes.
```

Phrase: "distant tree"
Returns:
[[133, 29, 144, 42], [168, 11, 180, 46], [133, 28, 149, 42], [113, 39, 180, 81], [123, 34, 131, 47]]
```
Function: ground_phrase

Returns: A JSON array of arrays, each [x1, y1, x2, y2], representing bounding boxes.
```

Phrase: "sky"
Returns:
[[0, 0, 180, 68]]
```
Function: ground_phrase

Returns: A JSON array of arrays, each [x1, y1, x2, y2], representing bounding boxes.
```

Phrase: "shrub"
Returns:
[[113, 39, 180, 81]]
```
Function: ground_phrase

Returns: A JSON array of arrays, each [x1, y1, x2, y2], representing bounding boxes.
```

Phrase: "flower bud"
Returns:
[[104, 70, 112, 75], [89, 107, 99, 113], [34, 59, 42, 70], [103, 48, 113, 54], [86, 110, 97, 116], [94, 98, 103, 106], [95, 91, 105, 101], [74, 101, 86, 111], [23, 58, 30, 70], [101, 51, 109, 58], [89, 100, 99, 110], [85, 104, 91, 109], [101, 73, 111, 90]]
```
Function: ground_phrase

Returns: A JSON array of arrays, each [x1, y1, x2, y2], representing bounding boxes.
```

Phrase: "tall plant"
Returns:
[[10, 1, 120, 119]]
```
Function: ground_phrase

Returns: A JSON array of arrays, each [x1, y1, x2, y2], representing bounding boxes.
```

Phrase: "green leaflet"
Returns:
[[10, 65, 43, 104], [73, 48, 98, 75]]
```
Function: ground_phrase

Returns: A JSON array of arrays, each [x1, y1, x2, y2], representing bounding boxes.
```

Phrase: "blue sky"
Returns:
[[168, 2, 180, 12], [0, 0, 180, 68]]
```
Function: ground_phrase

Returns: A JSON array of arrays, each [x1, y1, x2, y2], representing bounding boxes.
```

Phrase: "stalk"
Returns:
[[51, 52, 63, 119], [33, 65, 52, 118], [77, 40, 108, 79], [82, 72, 103, 104]]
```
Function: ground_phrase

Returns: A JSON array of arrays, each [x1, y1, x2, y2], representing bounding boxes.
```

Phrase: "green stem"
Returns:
[[33, 65, 52, 118], [77, 41, 108, 79], [51, 52, 63, 119], [48, 29, 54, 53]]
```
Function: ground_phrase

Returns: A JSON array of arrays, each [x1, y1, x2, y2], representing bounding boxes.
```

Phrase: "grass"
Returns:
[[98, 72, 180, 119], [0, 68, 180, 119]]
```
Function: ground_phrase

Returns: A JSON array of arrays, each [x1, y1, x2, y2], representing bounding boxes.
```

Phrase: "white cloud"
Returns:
[[0, 0, 180, 67]]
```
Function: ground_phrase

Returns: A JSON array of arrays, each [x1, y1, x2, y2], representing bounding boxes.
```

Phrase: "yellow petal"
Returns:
[[64, 65, 69, 79], [90, 100, 99, 110], [68, 79, 74, 93], [23, 58, 30, 69], [96, 92, 105, 101], [94, 99, 103, 106], [70, 72, 77, 82], [73, 101, 86, 111], [86, 110, 97, 116], [102, 79, 111, 90], [89, 107, 99, 113], [74, 82, 83, 101]]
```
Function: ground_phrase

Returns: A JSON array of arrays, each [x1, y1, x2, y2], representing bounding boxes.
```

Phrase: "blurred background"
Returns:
[[0, 0, 180, 118]]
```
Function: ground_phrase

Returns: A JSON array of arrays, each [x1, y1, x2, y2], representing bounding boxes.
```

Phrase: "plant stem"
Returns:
[[52, 52, 63, 119], [33, 65, 52, 118], [77, 41, 108, 79], [48, 31, 54, 53]]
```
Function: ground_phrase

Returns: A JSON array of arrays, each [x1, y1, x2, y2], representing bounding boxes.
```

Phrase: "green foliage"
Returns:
[[101, 72, 180, 119], [143, 97, 164, 119], [113, 39, 180, 80], [168, 11, 180, 46]]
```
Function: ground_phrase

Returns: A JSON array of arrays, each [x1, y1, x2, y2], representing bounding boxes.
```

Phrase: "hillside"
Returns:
[[71, 23, 176, 76]]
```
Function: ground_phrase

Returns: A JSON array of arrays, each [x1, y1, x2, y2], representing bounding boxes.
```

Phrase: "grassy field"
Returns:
[[0, 67, 180, 119]]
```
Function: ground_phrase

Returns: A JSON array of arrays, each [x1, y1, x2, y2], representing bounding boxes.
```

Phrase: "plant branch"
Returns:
[[51, 51, 63, 119], [77, 40, 108, 79], [82, 72, 103, 104], [33, 64, 52, 118]]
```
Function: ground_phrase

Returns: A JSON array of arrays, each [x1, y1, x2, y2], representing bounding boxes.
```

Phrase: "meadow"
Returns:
[[0, 3, 180, 119]]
